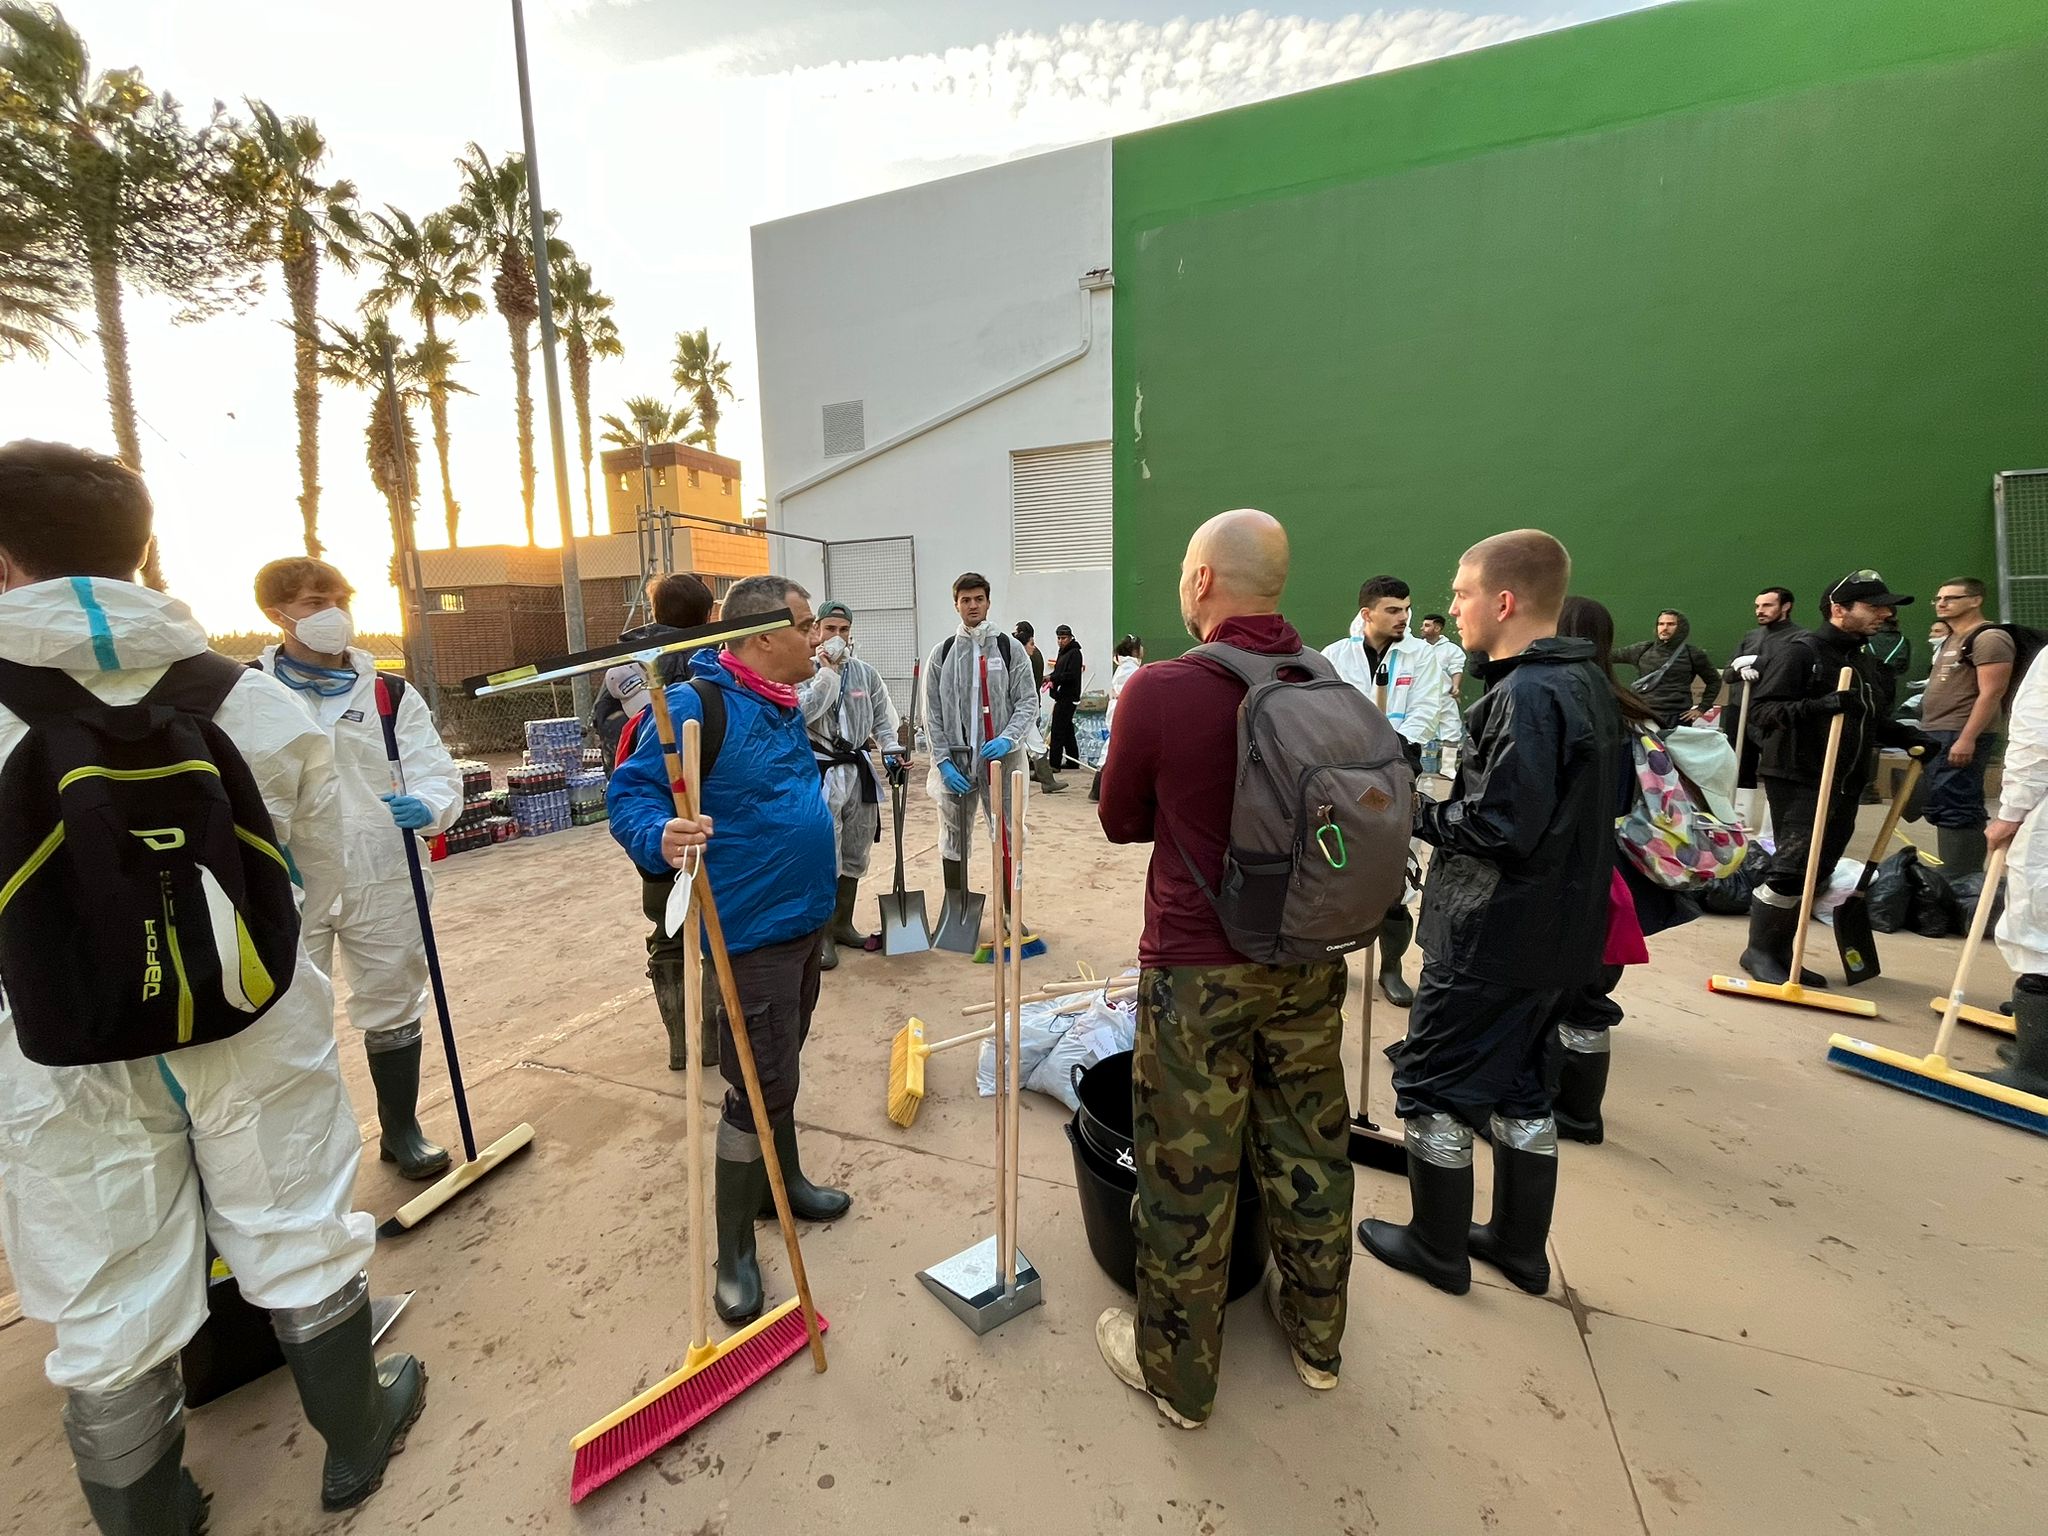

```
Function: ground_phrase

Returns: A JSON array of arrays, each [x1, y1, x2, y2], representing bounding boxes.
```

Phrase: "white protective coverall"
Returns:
[[259, 644, 462, 1040], [1996, 658, 2048, 976], [1322, 618, 1457, 749], [0, 580, 374, 1391], [808, 653, 901, 878], [923, 625, 1039, 863]]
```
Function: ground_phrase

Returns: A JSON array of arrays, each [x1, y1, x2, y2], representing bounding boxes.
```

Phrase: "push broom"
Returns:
[[569, 698, 829, 1502], [1828, 847, 2048, 1136], [1707, 667, 1876, 1019], [374, 677, 534, 1237], [890, 983, 1136, 1126]]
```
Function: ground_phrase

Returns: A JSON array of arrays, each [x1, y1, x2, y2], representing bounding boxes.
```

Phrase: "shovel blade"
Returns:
[[934, 890, 986, 954], [879, 891, 932, 956], [1348, 1115, 1407, 1174], [1834, 894, 1882, 986]]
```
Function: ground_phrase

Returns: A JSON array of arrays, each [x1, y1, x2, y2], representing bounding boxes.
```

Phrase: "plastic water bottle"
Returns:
[[1421, 739, 1442, 775]]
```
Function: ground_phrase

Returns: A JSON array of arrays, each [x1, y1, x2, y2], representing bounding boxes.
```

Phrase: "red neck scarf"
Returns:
[[720, 649, 799, 709]]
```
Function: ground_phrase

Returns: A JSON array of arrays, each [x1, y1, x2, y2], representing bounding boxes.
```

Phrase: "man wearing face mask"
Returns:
[[254, 558, 464, 1181], [808, 600, 904, 970], [924, 573, 1040, 918]]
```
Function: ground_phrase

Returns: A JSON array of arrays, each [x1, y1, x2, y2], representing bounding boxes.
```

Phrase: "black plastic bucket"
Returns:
[[1066, 1051, 1268, 1301]]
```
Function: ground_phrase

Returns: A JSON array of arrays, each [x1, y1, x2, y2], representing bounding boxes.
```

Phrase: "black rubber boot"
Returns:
[[365, 1037, 451, 1181], [1554, 1050, 1611, 1145], [829, 875, 866, 949], [696, 967, 722, 1069], [1378, 908, 1415, 1008], [1467, 1133, 1559, 1295], [1988, 988, 2048, 1096], [277, 1302, 427, 1512], [1738, 895, 1823, 988], [715, 1149, 767, 1322], [1937, 826, 1988, 881], [75, 1429, 210, 1536], [756, 1118, 853, 1222], [650, 958, 690, 1072], [1360, 1154, 1473, 1295]]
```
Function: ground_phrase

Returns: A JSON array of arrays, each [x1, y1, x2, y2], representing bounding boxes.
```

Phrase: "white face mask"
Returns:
[[291, 606, 354, 655]]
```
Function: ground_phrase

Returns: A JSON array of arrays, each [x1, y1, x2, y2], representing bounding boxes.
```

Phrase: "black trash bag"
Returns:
[[1867, 848, 1917, 934], [1948, 870, 2007, 935], [1698, 860, 1761, 916], [1907, 858, 1962, 939]]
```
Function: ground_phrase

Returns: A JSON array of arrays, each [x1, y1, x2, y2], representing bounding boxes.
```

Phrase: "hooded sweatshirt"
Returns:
[[1615, 611, 1718, 725]]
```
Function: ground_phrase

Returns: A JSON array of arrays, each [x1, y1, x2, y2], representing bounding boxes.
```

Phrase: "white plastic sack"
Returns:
[[977, 988, 1138, 1111], [1812, 857, 1866, 923]]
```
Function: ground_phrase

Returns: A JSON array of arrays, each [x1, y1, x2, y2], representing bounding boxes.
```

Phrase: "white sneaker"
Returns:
[[1095, 1308, 1203, 1429], [1264, 1268, 1338, 1391]]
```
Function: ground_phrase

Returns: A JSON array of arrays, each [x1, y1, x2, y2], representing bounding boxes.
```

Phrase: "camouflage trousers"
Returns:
[[1133, 961, 1353, 1423]]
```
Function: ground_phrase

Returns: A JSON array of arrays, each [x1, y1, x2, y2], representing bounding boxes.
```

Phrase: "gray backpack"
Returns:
[[1173, 644, 1414, 966]]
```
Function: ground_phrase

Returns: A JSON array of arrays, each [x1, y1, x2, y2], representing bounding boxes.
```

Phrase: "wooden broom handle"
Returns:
[[647, 674, 827, 1373], [987, 758, 1010, 1276], [680, 719, 710, 1355], [1863, 756, 1924, 867], [1005, 767, 1026, 1292], [1788, 667, 1855, 985], [1932, 844, 2009, 1062]]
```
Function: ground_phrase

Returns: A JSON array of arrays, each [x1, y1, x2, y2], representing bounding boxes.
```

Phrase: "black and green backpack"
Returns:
[[0, 651, 302, 1066]]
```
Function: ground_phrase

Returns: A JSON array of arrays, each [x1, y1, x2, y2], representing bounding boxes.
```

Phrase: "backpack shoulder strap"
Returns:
[[937, 636, 956, 671], [998, 633, 1015, 667], [1183, 641, 1305, 690], [689, 677, 727, 779], [0, 656, 101, 725], [142, 651, 252, 719]]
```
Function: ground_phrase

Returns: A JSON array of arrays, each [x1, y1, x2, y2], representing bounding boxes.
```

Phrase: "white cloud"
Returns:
[[0, 5, 1572, 632]]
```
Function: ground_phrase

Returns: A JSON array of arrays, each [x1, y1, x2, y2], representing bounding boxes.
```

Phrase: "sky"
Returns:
[[1, 1, 1653, 632]]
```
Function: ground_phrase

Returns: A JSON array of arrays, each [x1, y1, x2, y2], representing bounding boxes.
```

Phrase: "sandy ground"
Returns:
[[2, 780, 2043, 1535]]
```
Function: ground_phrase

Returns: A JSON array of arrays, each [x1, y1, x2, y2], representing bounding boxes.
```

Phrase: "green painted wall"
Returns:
[[1111, 0, 2048, 667]]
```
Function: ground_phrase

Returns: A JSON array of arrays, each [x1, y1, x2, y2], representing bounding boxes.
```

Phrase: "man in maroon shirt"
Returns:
[[1092, 508, 1354, 1429]]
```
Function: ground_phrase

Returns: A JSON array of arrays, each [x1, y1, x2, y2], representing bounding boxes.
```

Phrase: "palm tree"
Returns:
[[671, 326, 736, 452], [599, 395, 700, 452], [0, 3, 255, 586], [0, 208, 80, 359], [226, 101, 363, 558], [450, 144, 563, 546], [551, 256, 623, 536], [303, 313, 467, 592], [361, 205, 484, 545]]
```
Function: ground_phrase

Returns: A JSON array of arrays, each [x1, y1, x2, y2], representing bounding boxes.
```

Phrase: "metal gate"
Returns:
[[1996, 470, 2048, 626], [823, 536, 919, 725]]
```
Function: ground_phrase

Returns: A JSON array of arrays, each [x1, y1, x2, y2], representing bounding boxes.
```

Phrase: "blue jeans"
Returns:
[[1922, 729, 1994, 830]]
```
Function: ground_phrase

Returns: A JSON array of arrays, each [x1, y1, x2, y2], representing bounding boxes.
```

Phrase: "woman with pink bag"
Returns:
[[1550, 598, 1701, 1143]]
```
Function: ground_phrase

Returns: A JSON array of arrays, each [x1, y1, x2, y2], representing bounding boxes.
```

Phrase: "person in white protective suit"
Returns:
[[0, 443, 424, 1533], [923, 572, 1041, 915], [253, 556, 463, 1180], [1986, 656, 2048, 1096], [1322, 574, 1454, 1007], [807, 600, 904, 970]]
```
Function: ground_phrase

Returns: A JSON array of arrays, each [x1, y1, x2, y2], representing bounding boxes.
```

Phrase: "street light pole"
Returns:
[[510, 0, 592, 725]]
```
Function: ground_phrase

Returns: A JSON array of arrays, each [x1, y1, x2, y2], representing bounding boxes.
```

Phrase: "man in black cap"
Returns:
[[1048, 624, 1086, 771], [1740, 570, 1941, 984]]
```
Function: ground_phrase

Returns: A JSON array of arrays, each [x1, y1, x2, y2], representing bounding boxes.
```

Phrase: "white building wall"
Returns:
[[752, 141, 1115, 701]]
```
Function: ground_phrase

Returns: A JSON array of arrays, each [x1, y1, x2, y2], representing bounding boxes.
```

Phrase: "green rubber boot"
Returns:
[[715, 1134, 768, 1323], [829, 875, 866, 948], [756, 1117, 853, 1222], [365, 1034, 451, 1181], [275, 1290, 427, 1513]]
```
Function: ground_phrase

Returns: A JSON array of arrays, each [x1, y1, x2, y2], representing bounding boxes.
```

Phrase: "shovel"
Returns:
[[934, 775, 986, 954], [879, 764, 932, 954], [1834, 751, 1926, 987]]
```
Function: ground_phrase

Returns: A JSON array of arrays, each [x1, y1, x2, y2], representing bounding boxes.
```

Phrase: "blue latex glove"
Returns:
[[382, 793, 435, 830], [939, 760, 973, 796], [978, 734, 1015, 763]]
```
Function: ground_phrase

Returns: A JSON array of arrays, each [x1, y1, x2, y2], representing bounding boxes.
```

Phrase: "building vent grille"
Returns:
[[1012, 442, 1112, 573], [822, 399, 865, 457]]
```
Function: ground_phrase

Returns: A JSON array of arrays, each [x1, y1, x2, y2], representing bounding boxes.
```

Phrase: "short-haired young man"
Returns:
[[809, 599, 904, 969], [0, 443, 423, 1530], [1920, 577, 2012, 877], [1722, 586, 1802, 778], [594, 570, 715, 763], [1322, 574, 1454, 1006], [254, 555, 464, 1180], [924, 573, 1040, 915], [1095, 508, 1355, 1427], [1416, 611, 1466, 754], [607, 573, 850, 1325], [1364, 530, 1628, 1300], [1741, 571, 1941, 983]]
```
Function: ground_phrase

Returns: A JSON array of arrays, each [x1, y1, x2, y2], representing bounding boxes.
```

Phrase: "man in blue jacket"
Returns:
[[608, 574, 847, 1324]]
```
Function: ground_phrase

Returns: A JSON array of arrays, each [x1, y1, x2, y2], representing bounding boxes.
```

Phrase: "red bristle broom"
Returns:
[[569, 689, 829, 1502]]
